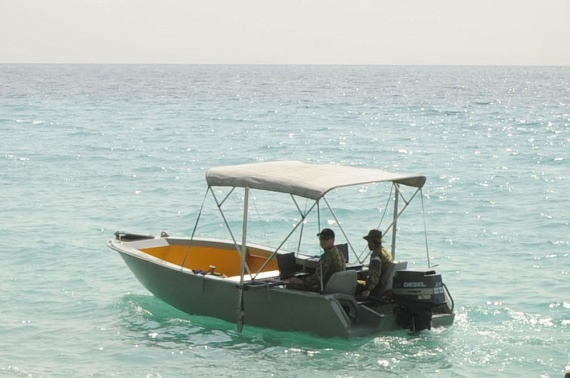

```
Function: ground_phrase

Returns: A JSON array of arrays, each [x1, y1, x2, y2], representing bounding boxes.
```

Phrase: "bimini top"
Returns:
[[206, 161, 426, 200]]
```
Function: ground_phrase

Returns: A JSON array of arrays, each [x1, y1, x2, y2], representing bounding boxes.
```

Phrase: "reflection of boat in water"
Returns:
[[108, 161, 454, 338]]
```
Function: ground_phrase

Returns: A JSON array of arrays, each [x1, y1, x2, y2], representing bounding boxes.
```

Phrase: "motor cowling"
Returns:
[[392, 269, 446, 331]]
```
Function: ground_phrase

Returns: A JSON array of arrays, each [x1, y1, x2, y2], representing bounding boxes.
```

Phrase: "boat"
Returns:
[[107, 161, 455, 338]]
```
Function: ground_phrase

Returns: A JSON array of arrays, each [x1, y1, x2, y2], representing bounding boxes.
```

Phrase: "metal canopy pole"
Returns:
[[236, 187, 249, 333], [391, 184, 399, 260]]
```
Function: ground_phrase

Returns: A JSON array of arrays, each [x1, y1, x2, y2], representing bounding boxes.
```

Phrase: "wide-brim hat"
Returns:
[[363, 229, 382, 243]]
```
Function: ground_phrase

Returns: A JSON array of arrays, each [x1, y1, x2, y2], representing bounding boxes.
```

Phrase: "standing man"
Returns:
[[285, 228, 345, 292], [357, 229, 393, 300]]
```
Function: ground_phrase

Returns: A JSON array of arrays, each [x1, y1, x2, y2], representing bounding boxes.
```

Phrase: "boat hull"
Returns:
[[109, 237, 454, 338]]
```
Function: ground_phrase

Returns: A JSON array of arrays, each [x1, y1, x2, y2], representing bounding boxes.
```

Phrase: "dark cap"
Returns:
[[317, 228, 335, 239], [363, 229, 382, 243]]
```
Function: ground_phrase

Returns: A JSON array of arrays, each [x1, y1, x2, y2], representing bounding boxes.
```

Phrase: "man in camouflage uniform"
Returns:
[[285, 228, 346, 292], [357, 229, 393, 300]]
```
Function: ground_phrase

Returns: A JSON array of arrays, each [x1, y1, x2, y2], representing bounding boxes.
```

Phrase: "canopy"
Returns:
[[206, 161, 426, 200]]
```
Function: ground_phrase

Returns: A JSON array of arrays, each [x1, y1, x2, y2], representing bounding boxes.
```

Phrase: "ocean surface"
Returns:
[[1, 64, 569, 377]]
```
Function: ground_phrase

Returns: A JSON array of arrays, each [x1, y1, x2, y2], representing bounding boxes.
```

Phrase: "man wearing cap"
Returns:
[[358, 229, 393, 300], [285, 228, 346, 292]]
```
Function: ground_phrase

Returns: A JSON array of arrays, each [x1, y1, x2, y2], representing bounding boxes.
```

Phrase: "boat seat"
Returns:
[[335, 243, 349, 263], [323, 270, 357, 296], [375, 261, 408, 296]]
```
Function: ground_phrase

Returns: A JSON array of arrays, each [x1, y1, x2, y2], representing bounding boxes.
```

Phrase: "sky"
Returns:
[[1, 0, 569, 65]]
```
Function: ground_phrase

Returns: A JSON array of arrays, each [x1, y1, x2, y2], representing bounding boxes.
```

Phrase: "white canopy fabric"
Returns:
[[206, 161, 426, 200]]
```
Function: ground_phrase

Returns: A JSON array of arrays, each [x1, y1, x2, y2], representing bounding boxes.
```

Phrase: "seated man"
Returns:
[[357, 229, 393, 300], [285, 228, 346, 292]]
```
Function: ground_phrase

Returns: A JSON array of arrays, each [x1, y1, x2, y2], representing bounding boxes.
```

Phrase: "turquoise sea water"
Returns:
[[1, 64, 569, 377]]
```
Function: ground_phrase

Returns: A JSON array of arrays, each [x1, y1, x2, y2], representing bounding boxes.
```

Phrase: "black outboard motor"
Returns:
[[392, 269, 446, 332]]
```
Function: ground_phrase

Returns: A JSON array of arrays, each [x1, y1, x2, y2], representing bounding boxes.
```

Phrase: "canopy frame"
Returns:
[[190, 161, 429, 332]]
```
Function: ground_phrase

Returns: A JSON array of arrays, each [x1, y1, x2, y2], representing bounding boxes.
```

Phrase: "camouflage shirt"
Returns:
[[366, 247, 393, 294], [301, 246, 346, 292]]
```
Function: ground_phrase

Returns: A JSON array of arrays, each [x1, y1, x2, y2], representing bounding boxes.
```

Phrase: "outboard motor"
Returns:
[[392, 269, 446, 332]]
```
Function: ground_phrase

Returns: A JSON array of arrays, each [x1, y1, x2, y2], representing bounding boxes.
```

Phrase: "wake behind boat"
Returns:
[[107, 161, 454, 338]]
